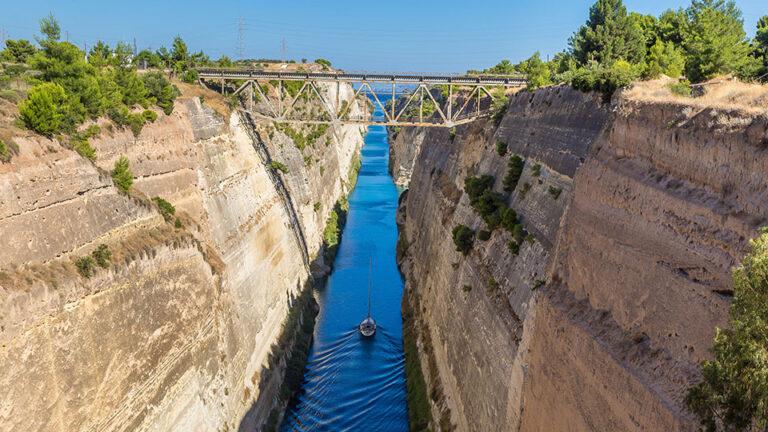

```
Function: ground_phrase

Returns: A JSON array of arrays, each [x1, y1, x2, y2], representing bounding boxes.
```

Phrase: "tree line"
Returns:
[[478, 0, 768, 97], [0, 14, 185, 144]]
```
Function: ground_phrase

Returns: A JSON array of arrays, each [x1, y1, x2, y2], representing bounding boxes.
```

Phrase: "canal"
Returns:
[[280, 99, 409, 431]]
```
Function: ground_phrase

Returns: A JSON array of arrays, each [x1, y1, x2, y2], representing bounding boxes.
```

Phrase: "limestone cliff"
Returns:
[[389, 127, 426, 186], [396, 81, 768, 431], [0, 83, 365, 431]]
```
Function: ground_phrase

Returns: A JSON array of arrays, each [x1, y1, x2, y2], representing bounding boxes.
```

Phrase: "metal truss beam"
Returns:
[[204, 74, 515, 128]]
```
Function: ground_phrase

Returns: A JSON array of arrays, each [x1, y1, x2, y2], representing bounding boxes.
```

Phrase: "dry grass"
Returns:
[[624, 76, 768, 114], [173, 79, 231, 119], [0, 223, 201, 292]]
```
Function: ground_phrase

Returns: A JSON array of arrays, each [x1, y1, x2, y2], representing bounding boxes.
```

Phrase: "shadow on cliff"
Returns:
[[236, 278, 318, 432]]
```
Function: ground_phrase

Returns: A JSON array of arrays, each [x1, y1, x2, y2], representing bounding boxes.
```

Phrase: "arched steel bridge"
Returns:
[[196, 68, 527, 127]]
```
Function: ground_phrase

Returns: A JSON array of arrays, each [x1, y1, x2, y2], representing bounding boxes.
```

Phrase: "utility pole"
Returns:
[[1, 28, 6, 46], [281, 37, 287, 63], [65, 30, 69, 42], [237, 17, 245, 60], [133, 37, 137, 56]]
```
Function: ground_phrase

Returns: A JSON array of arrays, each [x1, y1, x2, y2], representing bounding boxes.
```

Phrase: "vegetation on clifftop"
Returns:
[[687, 228, 768, 432], [476, 0, 768, 98], [4, 15, 179, 141]]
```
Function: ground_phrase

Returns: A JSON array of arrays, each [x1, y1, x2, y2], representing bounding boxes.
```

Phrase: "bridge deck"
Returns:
[[197, 68, 526, 87]]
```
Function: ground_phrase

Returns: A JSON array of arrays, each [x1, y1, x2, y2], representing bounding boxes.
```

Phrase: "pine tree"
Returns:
[[687, 228, 768, 432], [519, 52, 552, 90], [18, 82, 66, 136], [756, 16, 768, 80], [570, 0, 647, 66], [645, 39, 685, 78], [682, 0, 752, 82]]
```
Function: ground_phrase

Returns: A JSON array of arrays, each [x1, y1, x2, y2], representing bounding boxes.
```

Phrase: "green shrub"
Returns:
[[474, 191, 507, 230], [127, 113, 145, 137], [111, 156, 133, 193], [0, 139, 11, 163], [152, 196, 176, 222], [508, 240, 520, 255], [512, 224, 526, 244], [464, 174, 518, 231], [503, 155, 525, 192], [142, 72, 178, 115], [570, 60, 642, 101], [452, 225, 475, 256], [478, 230, 491, 241], [315, 58, 332, 68], [269, 160, 290, 174], [500, 207, 518, 233], [668, 80, 692, 97], [19, 82, 67, 136], [142, 109, 158, 122], [496, 139, 508, 156], [462, 284, 472, 293], [180, 69, 198, 84], [91, 244, 111, 268], [75, 256, 95, 278], [686, 229, 768, 431], [491, 89, 508, 126], [464, 175, 495, 201], [533, 279, 545, 290], [547, 186, 562, 200], [71, 137, 96, 161], [531, 163, 541, 177], [174, 217, 182, 229], [84, 124, 101, 138]]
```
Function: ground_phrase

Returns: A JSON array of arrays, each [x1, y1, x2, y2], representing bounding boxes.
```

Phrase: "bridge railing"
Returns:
[[196, 67, 527, 87]]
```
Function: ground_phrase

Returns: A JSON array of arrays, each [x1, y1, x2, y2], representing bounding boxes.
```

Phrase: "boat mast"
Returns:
[[367, 257, 372, 318]]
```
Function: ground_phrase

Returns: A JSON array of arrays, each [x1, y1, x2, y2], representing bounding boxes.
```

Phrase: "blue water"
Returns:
[[280, 101, 409, 432]]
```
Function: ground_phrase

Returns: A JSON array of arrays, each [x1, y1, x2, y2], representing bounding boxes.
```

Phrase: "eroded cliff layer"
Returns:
[[0, 84, 365, 431], [396, 82, 768, 431]]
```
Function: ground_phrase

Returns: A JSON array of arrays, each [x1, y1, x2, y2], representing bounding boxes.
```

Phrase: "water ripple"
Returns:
[[281, 98, 408, 432]]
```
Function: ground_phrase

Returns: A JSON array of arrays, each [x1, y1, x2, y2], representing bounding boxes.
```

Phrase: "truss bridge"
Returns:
[[196, 68, 526, 127]]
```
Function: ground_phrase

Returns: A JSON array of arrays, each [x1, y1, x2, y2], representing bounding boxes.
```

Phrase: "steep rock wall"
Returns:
[[396, 83, 768, 431], [0, 84, 365, 432], [389, 127, 426, 186]]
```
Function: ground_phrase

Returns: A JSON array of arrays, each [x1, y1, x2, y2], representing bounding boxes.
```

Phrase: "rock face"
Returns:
[[0, 86, 365, 431], [396, 84, 768, 431], [389, 127, 426, 186]]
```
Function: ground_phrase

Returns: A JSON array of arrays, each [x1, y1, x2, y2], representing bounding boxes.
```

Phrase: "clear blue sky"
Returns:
[[1, 0, 764, 73]]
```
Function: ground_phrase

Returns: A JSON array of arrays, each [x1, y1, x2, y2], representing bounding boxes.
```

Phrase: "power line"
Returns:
[[237, 17, 245, 59]]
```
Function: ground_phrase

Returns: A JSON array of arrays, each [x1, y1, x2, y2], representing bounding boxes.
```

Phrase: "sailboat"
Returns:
[[359, 257, 376, 337]]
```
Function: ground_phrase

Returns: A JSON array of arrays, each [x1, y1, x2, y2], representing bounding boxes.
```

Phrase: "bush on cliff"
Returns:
[[91, 244, 111, 268], [75, 256, 95, 278], [111, 156, 133, 193], [152, 197, 176, 222], [0, 139, 11, 163], [686, 228, 768, 432], [18, 82, 66, 136], [452, 225, 475, 255], [569, 60, 642, 101], [503, 154, 525, 192]]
